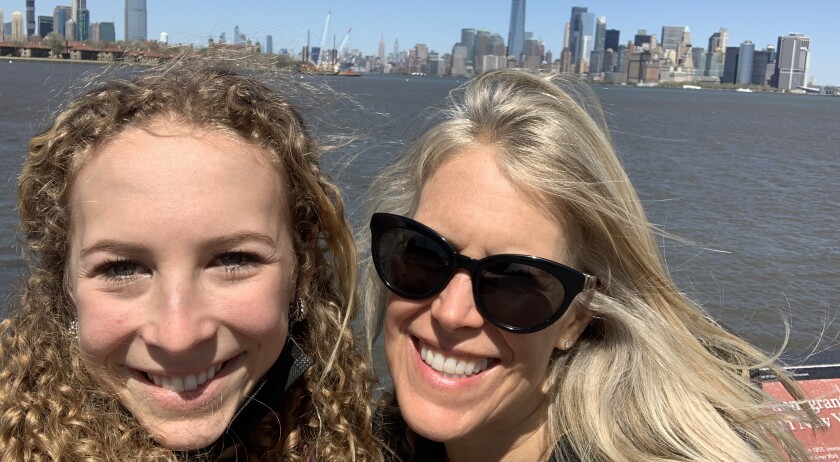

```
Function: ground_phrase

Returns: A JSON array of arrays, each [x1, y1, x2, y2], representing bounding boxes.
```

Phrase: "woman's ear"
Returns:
[[554, 302, 593, 350]]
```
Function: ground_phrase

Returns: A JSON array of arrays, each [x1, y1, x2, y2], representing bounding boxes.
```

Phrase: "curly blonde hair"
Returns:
[[0, 58, 384, 461], [363, 69, 815, 461]]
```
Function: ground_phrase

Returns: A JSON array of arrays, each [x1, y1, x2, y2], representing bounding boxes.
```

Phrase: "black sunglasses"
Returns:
[[370, 212, 597, 334]]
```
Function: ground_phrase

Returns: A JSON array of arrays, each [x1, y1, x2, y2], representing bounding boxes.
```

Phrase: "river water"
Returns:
[[0, 60, 838, 355]]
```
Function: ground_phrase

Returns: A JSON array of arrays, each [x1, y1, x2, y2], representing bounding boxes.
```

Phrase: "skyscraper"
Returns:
[[53, 5, 71, 38], [461, 28, 476, 70], [266, 35, 273, 54], [378, 35, 385, 61], [393, 38, 399, 64], [0, 9, 4, 41], [577, 12, 595, 65], [568, 6, 587, 64], [721, 46, 739, 84], [660, 25, 684, 51], [234, 26, 240, 44], [38, 15, 53, 37], [125, 0, 147, 42], [605, 29, 620, 52], [77, 9, 89, 41], [71, 0, 86, 40], [772, 33, 810, 90], [11, 10, 24, 42], [736, 41, 754, 85], [594, 16, 606, 51], [507, 0, 525, 63], [26, 0, 35, 38]]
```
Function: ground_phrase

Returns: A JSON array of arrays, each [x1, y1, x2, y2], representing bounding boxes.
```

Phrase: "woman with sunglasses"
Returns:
[[0, 59, 384, 461], [364, 70, 812, 461]]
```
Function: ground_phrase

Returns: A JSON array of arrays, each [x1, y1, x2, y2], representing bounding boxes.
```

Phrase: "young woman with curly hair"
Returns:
[[0, 59, 384, 461]]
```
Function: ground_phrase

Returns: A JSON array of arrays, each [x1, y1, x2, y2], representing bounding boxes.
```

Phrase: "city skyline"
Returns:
[[0, 0, 837, 84]]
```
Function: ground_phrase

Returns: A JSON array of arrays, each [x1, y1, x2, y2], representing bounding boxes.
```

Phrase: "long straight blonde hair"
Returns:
[[363, 69, 813, 461]]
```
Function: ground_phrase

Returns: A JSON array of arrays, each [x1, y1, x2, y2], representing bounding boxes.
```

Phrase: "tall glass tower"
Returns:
[[507, 0, 525, 64], [124, 0, 147, 42]]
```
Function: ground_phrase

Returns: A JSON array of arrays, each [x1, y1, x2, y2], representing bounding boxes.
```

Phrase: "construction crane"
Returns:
[[338, 28, 352, 57], [316, 11, 330, 68]]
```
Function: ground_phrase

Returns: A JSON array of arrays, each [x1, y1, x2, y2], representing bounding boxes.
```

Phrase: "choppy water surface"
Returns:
[[1, 61, 837, 355]]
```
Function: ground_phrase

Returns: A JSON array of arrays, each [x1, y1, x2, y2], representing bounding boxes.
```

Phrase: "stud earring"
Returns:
[[563, 339, 573, 350], [69, 319, 78, 338]]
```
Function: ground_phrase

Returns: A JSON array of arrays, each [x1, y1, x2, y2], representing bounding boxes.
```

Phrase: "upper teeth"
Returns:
[[147, 363, 223, 392], [420, 341, 489, 378]]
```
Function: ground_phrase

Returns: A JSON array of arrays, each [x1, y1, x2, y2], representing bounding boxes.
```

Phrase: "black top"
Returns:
[[405, 436, 580, 461]]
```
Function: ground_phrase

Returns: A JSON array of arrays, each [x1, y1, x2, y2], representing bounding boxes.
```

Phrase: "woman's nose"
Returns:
[[429, 271, 485, 332], [139, 276, 217, 354]]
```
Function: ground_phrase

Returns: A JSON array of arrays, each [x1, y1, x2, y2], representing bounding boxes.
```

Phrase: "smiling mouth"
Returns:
[[418, 340, 494, 379], [142, 361, 227, 393]]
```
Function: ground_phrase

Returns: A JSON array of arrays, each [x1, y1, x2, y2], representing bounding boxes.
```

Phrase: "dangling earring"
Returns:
[[69, 319, 79, 339], [563, 339, 573, 350], [290, 298, 307, 322]]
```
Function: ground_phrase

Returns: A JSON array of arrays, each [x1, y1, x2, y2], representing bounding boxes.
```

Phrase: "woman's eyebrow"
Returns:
[[79, 240, 146, 259], [200, 232, 277, 250]]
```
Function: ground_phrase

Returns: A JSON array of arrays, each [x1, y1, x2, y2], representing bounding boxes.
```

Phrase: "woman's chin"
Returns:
[[150, 422, 227, 451]]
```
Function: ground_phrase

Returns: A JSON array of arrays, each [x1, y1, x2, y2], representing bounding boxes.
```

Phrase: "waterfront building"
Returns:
[[491, 33, 506, 57], [772, 33, 810, 90], [577, 12, 595, 66], [159, 31, 168, 45], [559, 47, 572, 73], [90, 22, 117, 43], [460, 28, 475, 71], [53, 6, 71, 38], [523, 37, 540, 60], [692, 47, 706, 78], [26, 0, 34, 38], [11, 11, 24, 42], [708, 27, 728, 52], [38, 16, 53, 38], [589, 48, 603, 74], [737, 41, 754, 85], [451, 43, 468, 76], [660, 25, 685, 51], [563, 21, 569, 50], [605, 28, 619, 52], [428, 51, 445, 76], [475, 29, 491, 70], [722, 46, 739, 84], [751, 50, 772, 86], [125, 0, 147, 42], [64, 19, 75, 41], [507, 0, 525, 63], [634, 30, 652, 49], [0, 8, 4, 41], [77, 9, 89, 41], [594, 16, 606, 52], [568, 6, 587, 64]]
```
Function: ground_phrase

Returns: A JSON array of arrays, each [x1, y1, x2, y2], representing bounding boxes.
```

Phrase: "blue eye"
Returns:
[[93, 259, 146, 282], [215, 251, 262, 271]]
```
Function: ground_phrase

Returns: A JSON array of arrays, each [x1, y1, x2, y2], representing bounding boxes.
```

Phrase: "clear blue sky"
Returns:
[[3, 1, 837, 84]]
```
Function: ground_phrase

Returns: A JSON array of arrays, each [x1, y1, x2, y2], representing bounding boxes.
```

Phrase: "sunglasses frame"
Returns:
[[370, 212, 597, 334]]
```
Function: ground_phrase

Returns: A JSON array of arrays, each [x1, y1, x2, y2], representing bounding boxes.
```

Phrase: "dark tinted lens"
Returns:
[[376, 227, 451, 297], [477, 261, 566, 329]]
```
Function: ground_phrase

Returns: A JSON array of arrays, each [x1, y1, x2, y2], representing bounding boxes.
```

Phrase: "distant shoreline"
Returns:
[[3, 56, 110, 65]]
